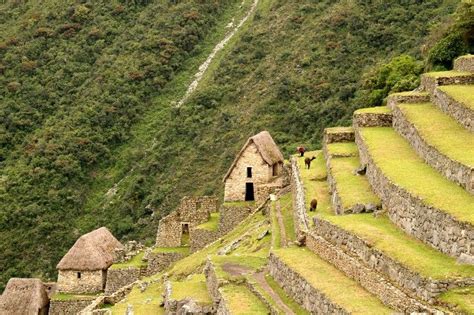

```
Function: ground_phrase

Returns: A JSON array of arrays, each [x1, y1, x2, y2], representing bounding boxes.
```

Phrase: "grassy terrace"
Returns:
[[279, 193, 296, 242], [438, 85, 474, 110], [354, 106, 391, 114], [326, 144, 380, 211], [110, 251, 147, 270], [299, 151, 474, 279], [220, 284, 269, 314], [196, 212, 220, 231], [398, 102, 474, 166], [51, 292, 99, 301], [212, 254, 267, 280], [439, 286, 474, 314], [273, 248, 392, 314], [152, 246, 190, 255], [170, 274, 212, 305], [388, 91, 429, 97], [264, 274, 309, 315], [325, 126, 354, 134], [424, 70, 473, 78], [270, 201, 281, 249], [325, 142, 358, 157], [360, 127, 474, 224], [111, 281, 164, 314]]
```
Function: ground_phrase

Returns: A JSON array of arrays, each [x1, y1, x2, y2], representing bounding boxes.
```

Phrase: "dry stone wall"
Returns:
[[155, 212, 182, 247], [146, 251, 186, 275], [268, 253, 348, 314], [104, 267, 141, 295], [50, 299, 94, 315], [433, 87, 474, 132], [421, 73, 474, 95], [164, 280, 214, 314], [392, 104, 474, 193], [387, 92, 429, 110], [323, 128, 354, 144], [289, 157, 309, 238], [218, 204, 253, 235], [190, 228, 221, 252], [353, 111, 392, 128], [57, 270, 104, 294], [454, 55, 474, 72], [355, 128, 474, 261]]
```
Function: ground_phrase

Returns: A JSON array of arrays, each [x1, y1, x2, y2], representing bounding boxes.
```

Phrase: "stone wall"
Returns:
[[433, 87, 474, 132], [392, 104, 474, 194], [454, 55, 474, 72], [146, 251, 186, 275], [57, 270, 104, 294], [289, 157, 309, 238], [164, 280, 214, 314], [268, 253, 348, 314], [218, 204, 253, 235], [190, 228, 221, 252], [421, 73, 474, 95], [386, 92, 429, 110], [323, 127, 354, 144], [353, 111, 393, 128], [155, 212, 182, 247], [104, 267, 141, 295], [355, 128, 474, 261], [50, 299, 94, 315]]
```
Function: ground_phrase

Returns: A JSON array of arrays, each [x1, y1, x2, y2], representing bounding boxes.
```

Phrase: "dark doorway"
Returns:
[[181, 223, 190, 245], [245, 183, 255, 201]]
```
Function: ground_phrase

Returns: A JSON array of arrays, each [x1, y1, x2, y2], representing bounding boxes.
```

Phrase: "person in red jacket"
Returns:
[[297, 146, 306, 157]]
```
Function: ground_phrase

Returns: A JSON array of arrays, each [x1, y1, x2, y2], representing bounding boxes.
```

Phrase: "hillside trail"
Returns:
[[275, 200, 288, 248]]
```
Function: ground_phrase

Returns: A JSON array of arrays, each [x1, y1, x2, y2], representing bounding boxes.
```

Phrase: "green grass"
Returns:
[[223, 201, 256, 207], [354, 106, 391, 114], [439, 286, 474, 314], [398, 102, 474, 166], [212, 254, 267, 279], [329, 156, 380, 210], [110, 251, 147, 270], [270, 202, 281, 249], [181, 232, 190, 246], [51, 292, 98, 301], [264, 274, 309, 315], [220, 284, 269, 314], [196, 212, 220, 231], [326, 142, 358, 156], [152, 246, 190, 255], [300, 150, 474, 279], [438, 85, 474, 110], [170, 274, 212, 305], [360, 127, 474, 224], [388, 91, 429, 97], [424, 70, 473, 77], [110, 281, 164, 315], [279, 193, 296, 242], [273, 248, 392, 314]]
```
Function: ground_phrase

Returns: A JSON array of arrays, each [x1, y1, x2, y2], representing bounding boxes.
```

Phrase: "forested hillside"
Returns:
[[1, 0, 472, 289]]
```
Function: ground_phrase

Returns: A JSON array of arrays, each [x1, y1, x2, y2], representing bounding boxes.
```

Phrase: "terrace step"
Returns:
[[269, 248, 394, 314], [387, 91, 430, 110], [421, 70, 474, 95], [322, 140, 381, 214], [354, 126, 474, 261], [454, 54, 474, 73], [391, 102, 474, 193], [433, 85, 474, 132], [303, 152, 474, 304], [353, 106, 392, 127], [164, 274, 214, 314], [323, 126, 355, 144]]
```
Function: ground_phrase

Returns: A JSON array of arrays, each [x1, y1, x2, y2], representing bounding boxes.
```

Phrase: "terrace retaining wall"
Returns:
[[387, 93, 430, 110], [433, 87, 474, 132], [454, 55, 474, 72], [218, 204, 253, 235], [289, 157, 309, 239], [146, 251, 186, 275], [50, 299, 94, 315], [392, 103, 474, 194], [353, 111, 393, 127], [190, 228, 221, 252], [355, 128, 474, 262], [104, 267, 141, 295], [421, 73, 474, 95]]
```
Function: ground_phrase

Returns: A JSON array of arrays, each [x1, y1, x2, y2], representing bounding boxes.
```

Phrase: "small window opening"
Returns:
[[272, 164, 278, 176], [247, 167, 252, 178], [77, 272, 81, 279]]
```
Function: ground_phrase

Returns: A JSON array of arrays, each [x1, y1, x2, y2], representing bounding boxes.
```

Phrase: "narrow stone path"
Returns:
[[275, 201, 288, 248], [253, 271, 295, 315]]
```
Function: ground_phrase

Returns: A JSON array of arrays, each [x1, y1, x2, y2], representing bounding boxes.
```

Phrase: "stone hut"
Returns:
[[223, 131, 285, 202], [56, 227, 123, 294], [156, 196, 218, 247], [0, 278, 50, 315]]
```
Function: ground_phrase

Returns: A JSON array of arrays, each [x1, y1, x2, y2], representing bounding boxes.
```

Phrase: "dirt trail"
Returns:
[[253, 271, 295, 315], [275, 201, 288, 247]]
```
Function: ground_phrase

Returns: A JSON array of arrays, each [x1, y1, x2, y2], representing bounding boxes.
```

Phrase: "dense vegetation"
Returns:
[[0, 0, 470, 289]]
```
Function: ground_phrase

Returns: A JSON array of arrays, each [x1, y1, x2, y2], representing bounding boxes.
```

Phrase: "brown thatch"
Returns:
[[223, 131, 284, 181], [0, 278, 49, 315], [56, 227, 123, 271]]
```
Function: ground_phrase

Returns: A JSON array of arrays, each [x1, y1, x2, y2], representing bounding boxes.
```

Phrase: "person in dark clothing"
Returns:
[[297, 146, 306, 157]]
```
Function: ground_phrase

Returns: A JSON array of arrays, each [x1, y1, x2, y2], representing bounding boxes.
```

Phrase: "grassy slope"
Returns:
[[170, 274, 212, 305], [438, 85, 474, 110]]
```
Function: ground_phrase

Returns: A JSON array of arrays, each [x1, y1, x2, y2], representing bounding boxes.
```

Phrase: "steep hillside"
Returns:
[[0, 0, 466, 289]]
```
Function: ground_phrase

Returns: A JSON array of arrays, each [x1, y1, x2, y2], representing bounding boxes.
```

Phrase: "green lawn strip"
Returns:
[[360, 127, 474, 224], [388, 91, 429, 97], [439, 286, 474, 314], [170, 274, 212, 305], [329, 157, 380, 209], [273, 248, 392, 314], [246, 276, 285, 313], [270, 201, 282, 249], [196, 212, 220, 231], [211, 255, 267, 279], [264, 274, 309, 315], [354, 106, 391, 114], [220, 284, 269, 314], [279, 193, 296, 242], [299, 150, 474, 279], [438, 85, 474, 110], [424, 70, 473, 78], [152, 246, 190, 255], [399, 102, 474, 166], [110, 251, 147, 270], [51, 292, 99, 301], [110, 281, 164, 315], [326, 142, 358, 156]]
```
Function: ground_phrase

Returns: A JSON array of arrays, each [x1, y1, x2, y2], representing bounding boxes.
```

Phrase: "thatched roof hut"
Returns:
[[0, 278, 49, 315], [57, 227, 123, 271], [223, 131, 284, 181]]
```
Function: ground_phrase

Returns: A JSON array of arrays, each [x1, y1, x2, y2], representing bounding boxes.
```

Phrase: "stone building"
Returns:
[[0, 278, 50, 315], [56, 227, 123, 294], [156, 196, 219, 247], [223, 131, 285, 202]]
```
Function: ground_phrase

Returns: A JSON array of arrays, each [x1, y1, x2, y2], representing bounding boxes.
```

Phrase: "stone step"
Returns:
[[323, 126, 354, 144], [354, 126, 474, 261], [433, 85, 474, 132], [269, 248, 394, 314], [164, 274, 214, 314], [454, 54, 474, 73], [391, 101, 474, 193], [386, 91, 430, 110], [421, 70, 474, 95], [322, 140, 381, 214], [353, 106, 392, 127]]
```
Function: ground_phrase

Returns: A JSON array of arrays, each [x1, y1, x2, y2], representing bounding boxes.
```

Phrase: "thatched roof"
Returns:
[[57, 227, 123, 271], [223, 131, 284, 181], [0, 278, 49, 315]]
